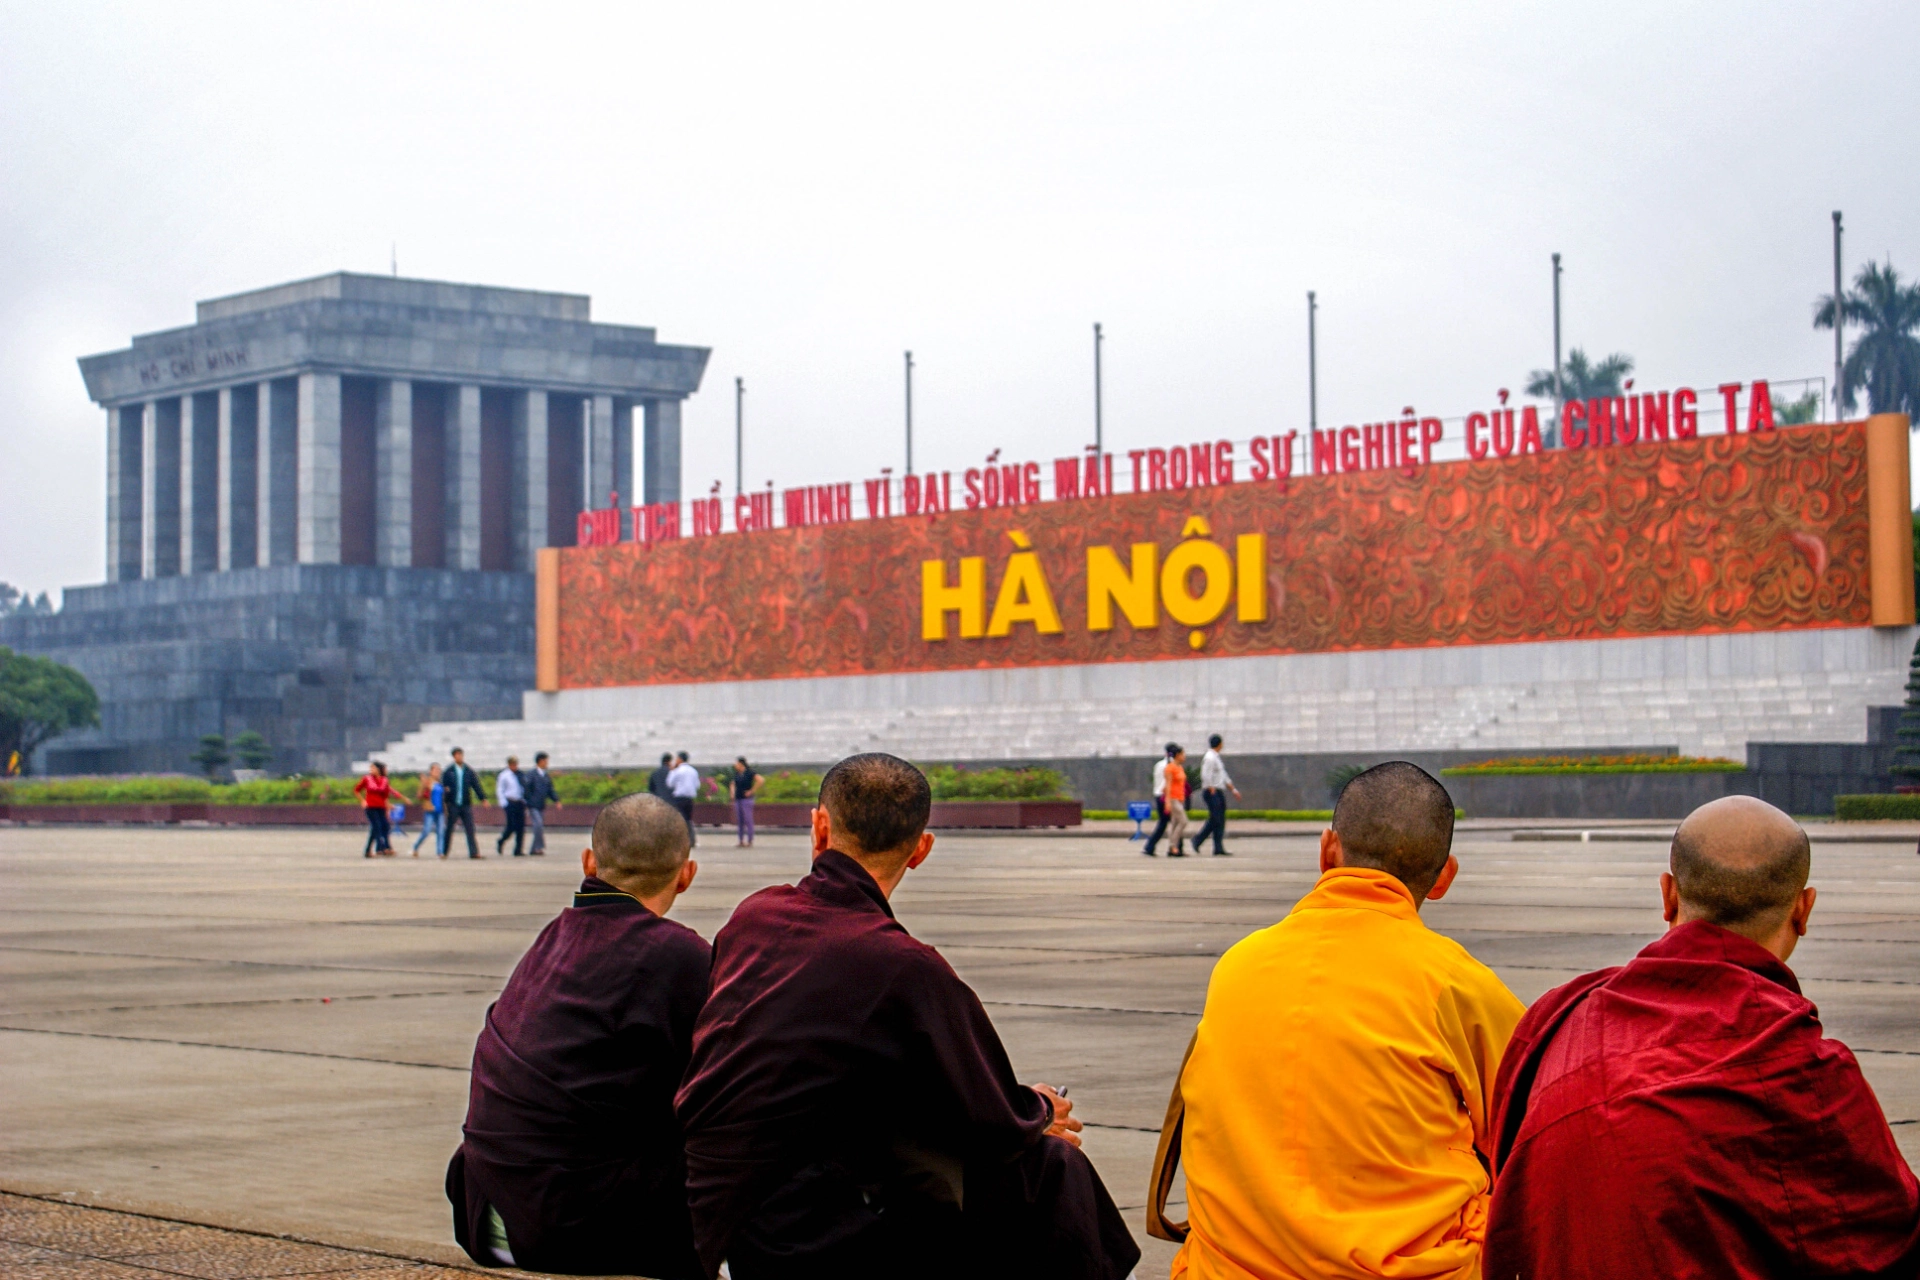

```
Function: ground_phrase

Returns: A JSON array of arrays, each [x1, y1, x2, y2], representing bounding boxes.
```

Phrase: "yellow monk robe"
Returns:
[[1173, 867, 1524, 1280]]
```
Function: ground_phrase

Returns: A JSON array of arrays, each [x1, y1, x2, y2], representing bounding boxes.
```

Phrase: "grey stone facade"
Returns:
[[1, 566, 535, 777], [79, 272, 710, 580], [10, 274, 709, 775]]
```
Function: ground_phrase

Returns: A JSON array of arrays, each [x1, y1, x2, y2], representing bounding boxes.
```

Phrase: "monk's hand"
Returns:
[[1032, 1083, 1083, 1147]]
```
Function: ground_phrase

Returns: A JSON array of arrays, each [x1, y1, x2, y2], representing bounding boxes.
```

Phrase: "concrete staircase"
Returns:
[[358, 665, 1904, 772]]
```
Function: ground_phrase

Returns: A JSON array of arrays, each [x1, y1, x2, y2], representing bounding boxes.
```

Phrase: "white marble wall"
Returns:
[[360, 626, 1920, 772]]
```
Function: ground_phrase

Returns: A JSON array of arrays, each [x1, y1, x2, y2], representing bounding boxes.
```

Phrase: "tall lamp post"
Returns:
[[734, 377, 744, 497], [1307, 291, 1318, 435], [1552, 253, 1564, 444], [904, 350, 915, 474], [1832, 211, 1846, 416], [1093, 323, 1104, 458]]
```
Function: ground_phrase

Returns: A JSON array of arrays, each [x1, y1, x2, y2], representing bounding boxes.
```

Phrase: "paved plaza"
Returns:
[[2, 820, 1917, 1278]]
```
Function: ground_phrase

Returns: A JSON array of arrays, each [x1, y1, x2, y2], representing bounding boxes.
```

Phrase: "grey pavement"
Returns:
[[2, 822, 1916, 1279]]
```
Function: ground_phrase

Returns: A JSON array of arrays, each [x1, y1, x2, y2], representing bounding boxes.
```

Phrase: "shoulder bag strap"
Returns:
[[1146, 1027, 1199, 1243]]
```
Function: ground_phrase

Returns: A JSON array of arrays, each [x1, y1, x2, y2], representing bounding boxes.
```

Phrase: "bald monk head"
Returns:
[[583, 792, 698, 912], [1321, 761, 1460, 906], [811, 752, 935, 899], [1662, 795, 1815, 961]]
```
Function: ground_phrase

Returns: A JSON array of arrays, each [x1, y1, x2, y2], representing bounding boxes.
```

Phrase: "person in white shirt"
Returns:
[[495, 757, 528, 857], [666, 751, 701, 846], [1142, 742, 1178, 857], [1191, 733, 1242, 857]]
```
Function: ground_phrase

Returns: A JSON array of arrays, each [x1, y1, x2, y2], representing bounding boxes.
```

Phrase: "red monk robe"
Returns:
[[447, 875, 710, 1277], [1488, 919, 1920, 1277], [675, 848, 1139, 1280]]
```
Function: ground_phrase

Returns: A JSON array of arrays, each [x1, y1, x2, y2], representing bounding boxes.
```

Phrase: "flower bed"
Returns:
[[1440, 754, 1744, 776]]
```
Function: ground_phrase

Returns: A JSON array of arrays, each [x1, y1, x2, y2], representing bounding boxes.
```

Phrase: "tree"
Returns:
[[1893, 635, 1920, 787], [1774, 388, 1822, 425], [1525, 348, 1636, 446], [0, 583, 53, 617], [232, 730, 272, 771], [190, 733, 230, 780], [0, 648, 100, 775], [1815, 260, 1920, 418]]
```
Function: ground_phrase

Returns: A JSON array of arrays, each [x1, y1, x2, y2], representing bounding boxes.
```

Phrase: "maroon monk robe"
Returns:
[[447, 876, 710, 1278], [1488, 919, 1920, 1278], [675, 848, 1139, 1280]]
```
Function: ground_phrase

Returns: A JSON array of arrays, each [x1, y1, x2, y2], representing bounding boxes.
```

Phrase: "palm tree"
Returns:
[[1525, 348, 1635, 446], [1815, 260, 1920, 418]]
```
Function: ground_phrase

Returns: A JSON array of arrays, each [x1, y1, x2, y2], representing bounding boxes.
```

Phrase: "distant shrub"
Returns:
[[551, 771, 655, 804], [1834, 793, 1920, 821], [921, 764, 1069, 801], [0, 776, 213, 804], [757, 771, 824, 802], [211, 776, 367, 805], [1442, 754, 1743, 776]]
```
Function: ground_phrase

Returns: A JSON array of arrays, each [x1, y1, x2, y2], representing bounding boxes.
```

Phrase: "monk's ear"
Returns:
[[905, 832, 935, 871], [810, 806, 832, 858], [1659, 871, 1681, 925], [1319, 828, 1341, 874], [678, 859, 698, 894], [1424, 855, 1459, 902], [1791, 885, 1816, 937], [581, 847, 598, 879]]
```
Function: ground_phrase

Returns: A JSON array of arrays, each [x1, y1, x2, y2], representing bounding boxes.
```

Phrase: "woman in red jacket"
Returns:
[[354, 761, 395, 858]]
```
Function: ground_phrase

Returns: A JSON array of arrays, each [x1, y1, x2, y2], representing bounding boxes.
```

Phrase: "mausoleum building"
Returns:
[[2, 273, 709, 774]]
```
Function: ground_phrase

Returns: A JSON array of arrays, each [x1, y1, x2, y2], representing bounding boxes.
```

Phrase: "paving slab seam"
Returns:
[[3, 990, 504, 1019], [0, 1026, 471, 1072], [0, 945, 511, 982], [982, 999, 1202, 1018]]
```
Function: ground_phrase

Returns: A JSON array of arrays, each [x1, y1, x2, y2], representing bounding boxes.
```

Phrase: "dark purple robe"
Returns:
[[1488, 920, 1920, 1278], [447, 876, 710, 1277], [675, 849, 1138, 1280]]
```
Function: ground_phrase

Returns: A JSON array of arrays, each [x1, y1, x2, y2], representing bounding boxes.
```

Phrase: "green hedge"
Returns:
[[0, 776, 217, 804], [1834, 793, 1920, 821], [2, 763, 1073, 806], [1442, 754, 1743, 776]]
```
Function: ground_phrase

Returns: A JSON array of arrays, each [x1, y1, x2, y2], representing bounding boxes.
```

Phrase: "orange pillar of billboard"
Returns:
[[536, 547, 562, 691], [1866, 413, 1915, 627]]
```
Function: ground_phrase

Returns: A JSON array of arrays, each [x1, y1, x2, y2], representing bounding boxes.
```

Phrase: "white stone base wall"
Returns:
[[359, 626, 1919, 772]]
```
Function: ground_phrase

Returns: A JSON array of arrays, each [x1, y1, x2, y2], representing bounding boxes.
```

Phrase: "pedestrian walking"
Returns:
[[412, 763, 444, 857], [1142, 742, 1177, 857], [1163, 745, 1190, 857], [647, 753, 674, 800], [1192, 733, 1242, 857], [496, 756, 527, 856], [731, 757, 763, 846], [667, 751, 700, 845], [354, 760, 395, 857], [444, 747, 486, 859], [524, 751, 558, 856]]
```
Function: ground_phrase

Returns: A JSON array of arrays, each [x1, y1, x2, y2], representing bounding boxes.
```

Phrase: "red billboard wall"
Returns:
[[548, 421, 1903, 691]]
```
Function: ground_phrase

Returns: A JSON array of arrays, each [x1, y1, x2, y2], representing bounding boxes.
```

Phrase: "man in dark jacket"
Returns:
[[524, 751, 559, 857], [448, 792, 708, 1277], [647, 752, 674, 800], [676, 753, 1138, 1280], [443, 748, 486, 860]]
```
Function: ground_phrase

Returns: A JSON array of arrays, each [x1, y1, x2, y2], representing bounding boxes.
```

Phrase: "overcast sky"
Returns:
[[2, 1, 1914, 599]]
